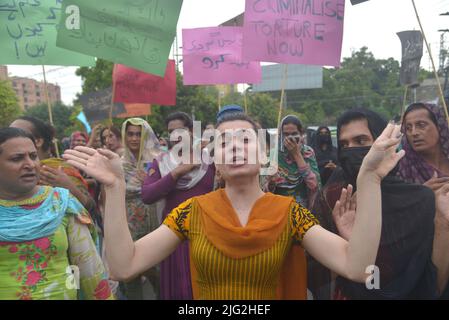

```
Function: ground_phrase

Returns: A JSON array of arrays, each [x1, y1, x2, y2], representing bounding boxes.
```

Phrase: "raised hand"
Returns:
[[171, 163, 200, 180], [40, 165, 73, 189], [332, 184, 357, 241], [360, 123, 405, 180], [87, 124, 103, 148], [284, 137, 303, 161], [63, 146, 124, 187], [325, 161, 337, 170]]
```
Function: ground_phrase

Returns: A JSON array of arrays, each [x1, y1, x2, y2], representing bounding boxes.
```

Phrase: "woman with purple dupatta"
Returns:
[[141, 112, 215, 299], [399, 102, 449, 184], [399, 102, 449, 298]]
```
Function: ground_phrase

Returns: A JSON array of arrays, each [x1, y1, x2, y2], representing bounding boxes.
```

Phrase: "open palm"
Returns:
[[63, 147, 124, 187], [332, 185, 356, 241], [361, 123, 405, 179]]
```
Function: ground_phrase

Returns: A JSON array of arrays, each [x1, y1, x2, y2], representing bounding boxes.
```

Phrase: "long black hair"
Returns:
[[100, 126, 121, 146]]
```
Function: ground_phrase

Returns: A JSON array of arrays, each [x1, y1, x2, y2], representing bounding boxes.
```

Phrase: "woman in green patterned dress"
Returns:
[[0, 127, 114, 300], [265, 115, 321, 209]]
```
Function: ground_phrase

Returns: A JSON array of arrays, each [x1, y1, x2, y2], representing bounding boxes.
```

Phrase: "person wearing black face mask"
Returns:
[[314, 126, 338, 186], [309, 108, 446, 300], [338, 147, 371, 190]]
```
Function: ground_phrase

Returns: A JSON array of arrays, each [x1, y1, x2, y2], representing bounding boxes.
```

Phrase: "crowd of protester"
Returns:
[[1, 102, 449, 300]]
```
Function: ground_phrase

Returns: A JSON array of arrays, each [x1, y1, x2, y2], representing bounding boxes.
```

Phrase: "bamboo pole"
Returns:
[[277, 64, 289, 127], [109, 64, 117, 129], [400, 85, 409, 123], [244, 88, 248, 114], [42, 65, 60, 158], [411, 0, 449, 125]]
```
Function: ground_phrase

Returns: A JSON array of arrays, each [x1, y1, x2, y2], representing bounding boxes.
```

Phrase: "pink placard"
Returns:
[[113, 60, 176, 106], [182, 27, 262, 85], [243, 0, 345, 67]]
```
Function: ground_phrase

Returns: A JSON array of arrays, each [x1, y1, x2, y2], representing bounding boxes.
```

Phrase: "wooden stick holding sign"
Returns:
[[109, 65, 117, 129], [411, 0, 449, 125], [277, 64, 289, 127], [244, 89, 248, 114], [401, 85, 409, 123], [42, 65, 60, 158]]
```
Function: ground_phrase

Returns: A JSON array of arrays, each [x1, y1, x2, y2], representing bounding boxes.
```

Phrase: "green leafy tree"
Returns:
[[24, 103, 73, 139], [284, 47, 410, 126], [246, 92, 279, 129], [75, 65, 220, 135], [146, 72, 218, 136], [73, 47, 425, 132], [0, 80, 22, 127], [76, 59, 114, 95], [74, 61, 285, 132], [66, 105, 88, 137]]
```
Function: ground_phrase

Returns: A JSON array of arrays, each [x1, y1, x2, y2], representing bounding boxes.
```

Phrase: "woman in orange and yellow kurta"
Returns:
[[163, 190, 315, 299]]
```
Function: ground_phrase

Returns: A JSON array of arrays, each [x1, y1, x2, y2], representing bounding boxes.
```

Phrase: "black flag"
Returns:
[[79, 87, 126, 122], [397, 31, 423, 86], [350, 0, 369, 5]]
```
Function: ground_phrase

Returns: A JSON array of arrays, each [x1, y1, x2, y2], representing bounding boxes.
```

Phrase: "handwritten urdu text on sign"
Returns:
[[57, 0, 182, 76], [0, 0, 94, 66], [182, 27, 262, 85]]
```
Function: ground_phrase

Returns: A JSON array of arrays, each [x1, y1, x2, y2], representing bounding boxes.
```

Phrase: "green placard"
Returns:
[[57, 0, 183, 76], [0, 0, 95, 66]]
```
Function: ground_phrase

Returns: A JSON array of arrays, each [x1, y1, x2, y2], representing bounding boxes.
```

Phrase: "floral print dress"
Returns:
[[0, 187, 114, 300]]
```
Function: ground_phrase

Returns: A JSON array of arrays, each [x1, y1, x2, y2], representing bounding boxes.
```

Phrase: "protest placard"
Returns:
[[113, 60, 176, 106], [0, 0, 94, 65], [117, 104, 152, 118], [242, 0, 345, 67], [57, 0, 182, 76], [79, 87, 126, 122], [183, 26, 261, 85], [397, 30, 423, 86]]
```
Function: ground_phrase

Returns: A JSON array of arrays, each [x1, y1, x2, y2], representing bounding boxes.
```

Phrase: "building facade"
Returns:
[[0, 65, 8, 81], [1, 65, 61, 111]]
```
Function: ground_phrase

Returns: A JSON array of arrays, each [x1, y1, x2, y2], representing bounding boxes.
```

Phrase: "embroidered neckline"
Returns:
[[0, 187, 51, 207]]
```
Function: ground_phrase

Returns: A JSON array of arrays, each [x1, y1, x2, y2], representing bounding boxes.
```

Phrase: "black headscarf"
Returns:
[[315, 126, 333, 148], [313, 126, 338, 186], [330, 108, 438, 299]]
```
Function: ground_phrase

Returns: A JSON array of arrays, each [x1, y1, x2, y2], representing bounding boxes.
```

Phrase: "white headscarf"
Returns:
[[121, 118, 161, 193]]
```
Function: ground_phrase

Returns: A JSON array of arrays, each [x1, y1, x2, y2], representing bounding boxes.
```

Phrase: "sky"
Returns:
[[6, 0, 449, 106]]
